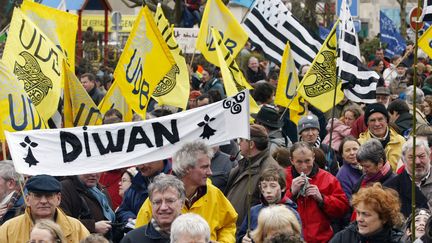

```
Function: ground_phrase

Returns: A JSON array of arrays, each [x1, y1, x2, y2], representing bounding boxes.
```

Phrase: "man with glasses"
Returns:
[[358, 103, 405, 171], [135, 141, 237, 243], [0, 174, 89, 242], [121, 174, 184, 243]]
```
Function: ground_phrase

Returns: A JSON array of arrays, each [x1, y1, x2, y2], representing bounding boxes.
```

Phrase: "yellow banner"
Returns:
[[114, 6, 175, 118], [81, 15, 136, 33], [2, 8, 65, 121], [275, 42, 299, 107], [21, 0, 78, 72], [297, 22, 344, 113], [63, 62, 102, 127], [0, 61, 47, 141], [212, 28, 259, 115], [196, 0, 248, 66], [98, 81, 133, 122], [152, 5, 190, 110], [419, 26, 432, 59]]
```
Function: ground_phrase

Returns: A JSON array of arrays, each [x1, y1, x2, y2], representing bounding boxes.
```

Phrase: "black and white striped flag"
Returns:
[[422, 0, 432, 21], [337, 0, 379, 103], [242, 0, 322, 69]]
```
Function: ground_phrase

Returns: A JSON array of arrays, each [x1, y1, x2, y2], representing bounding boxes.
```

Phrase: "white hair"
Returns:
[[170, 213, 210, 243]]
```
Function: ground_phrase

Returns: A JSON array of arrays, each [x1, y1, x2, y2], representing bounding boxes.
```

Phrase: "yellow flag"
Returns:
[[274, 42, 306, 124], [63, 62, 102, 127], [114, 6, 175, 118], [152, 4, 190, 110], [21, 0, 78, 72], [275, 42, 300, 107], [98, 81, 134, 122], [196, 0, 248, 65], [297, 22, 344, 113], [211, 28, 259, 114], [2, 8, 65, 121], [0, 61, 47, 141], [419, 26, 432, 58]]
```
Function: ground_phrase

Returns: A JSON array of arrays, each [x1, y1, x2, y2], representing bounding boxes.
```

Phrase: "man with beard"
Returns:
[[384, 138, 432, 217]]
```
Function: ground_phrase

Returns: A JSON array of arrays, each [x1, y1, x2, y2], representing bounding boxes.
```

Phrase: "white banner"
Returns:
[[173, 28, 199, 54], [6, 91, 250, 176]]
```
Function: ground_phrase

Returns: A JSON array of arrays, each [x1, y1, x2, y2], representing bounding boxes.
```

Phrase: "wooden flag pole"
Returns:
[[411, 0, 421, 240]]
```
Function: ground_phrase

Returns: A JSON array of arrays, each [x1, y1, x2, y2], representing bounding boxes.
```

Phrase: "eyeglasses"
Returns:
[[29, 192, 58, 201], [151, 197, 179, 207]]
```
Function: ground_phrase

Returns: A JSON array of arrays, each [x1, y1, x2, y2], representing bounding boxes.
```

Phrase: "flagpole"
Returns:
[[325, 77, 341, 171], [411, 0, 421, 240], [1, 141, 6, 160], [382, 49, 413, 82]]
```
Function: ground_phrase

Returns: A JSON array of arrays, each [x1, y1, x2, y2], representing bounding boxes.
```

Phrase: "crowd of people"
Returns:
[[2, 16, 432, 242]]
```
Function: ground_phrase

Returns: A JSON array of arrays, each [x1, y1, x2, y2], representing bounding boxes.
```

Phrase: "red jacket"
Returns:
[[284, 166, 350, 243]]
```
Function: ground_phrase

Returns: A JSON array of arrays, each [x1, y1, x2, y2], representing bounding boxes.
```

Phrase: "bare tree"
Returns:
[[396, 0, 407, 39], [290, 0, 319, 34]]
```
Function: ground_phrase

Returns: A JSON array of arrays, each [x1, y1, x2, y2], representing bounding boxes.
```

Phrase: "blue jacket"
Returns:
[[116, 160, 172, 223], [236, 197, 301, 243], [336, 162, 362, 200]]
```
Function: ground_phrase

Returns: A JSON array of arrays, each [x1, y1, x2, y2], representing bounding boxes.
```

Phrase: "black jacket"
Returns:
[[330, 223, 404, 243], [384, 170, 429, 217], [120, 222, 170, 243]]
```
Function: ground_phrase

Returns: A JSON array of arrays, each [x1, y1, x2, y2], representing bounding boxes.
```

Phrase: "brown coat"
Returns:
[[224, 148, 277, 226], [60, 176, 112, 233]]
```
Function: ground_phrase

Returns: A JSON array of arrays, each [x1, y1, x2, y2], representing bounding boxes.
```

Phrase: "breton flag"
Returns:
[[337, 0, 379, 103], [421, 0, 432, 21], [242, 0, 322, 68]]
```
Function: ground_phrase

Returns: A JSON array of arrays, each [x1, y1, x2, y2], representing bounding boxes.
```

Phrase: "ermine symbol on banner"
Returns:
[[20, 136, 39, 167], [198, 114, 216, 139]]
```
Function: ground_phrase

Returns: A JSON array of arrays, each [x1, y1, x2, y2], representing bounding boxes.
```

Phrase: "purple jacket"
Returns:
[[336, 162, 362, 200]]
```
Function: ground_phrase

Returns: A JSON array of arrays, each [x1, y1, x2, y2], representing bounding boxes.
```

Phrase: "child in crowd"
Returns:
[[237, 165, 301, 243]]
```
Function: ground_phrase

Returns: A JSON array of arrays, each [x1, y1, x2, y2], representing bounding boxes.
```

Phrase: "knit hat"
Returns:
[[297, 114, 320, 134], [364, 103, 389, 124]]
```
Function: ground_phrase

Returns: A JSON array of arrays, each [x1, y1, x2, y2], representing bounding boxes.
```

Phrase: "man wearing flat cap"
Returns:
[[225, 124, 278, 227], [252, 105, 292, 153], [358, 103, 405, 171], [0, 174, 89, 242]]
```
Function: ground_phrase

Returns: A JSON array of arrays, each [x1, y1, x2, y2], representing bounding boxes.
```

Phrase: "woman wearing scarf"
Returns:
[[352, 138, 395, 195]]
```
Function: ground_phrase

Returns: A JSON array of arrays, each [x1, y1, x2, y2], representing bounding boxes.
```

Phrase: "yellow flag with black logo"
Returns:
[[297, 22, 344, 113], [114, 6, 175, 118], [0, 61, 47, 141], [211, 28, 259, 115], [21, 0, 77, 73], [153, 4, 190, 110], [196, 0, 248, 66], [419, 26, 432, 59], [63, 61, 102, 127], [2, 8, 65, 121], [98, 81, 134, 122]]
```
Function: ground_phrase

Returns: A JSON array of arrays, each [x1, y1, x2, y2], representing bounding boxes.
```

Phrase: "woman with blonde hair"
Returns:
[[250, 205, 302, 243], [330, 183, 404, 242], [29, 219, 66, 243]]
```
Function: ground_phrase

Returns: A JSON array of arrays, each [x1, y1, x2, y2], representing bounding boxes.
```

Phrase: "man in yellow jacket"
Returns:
[[135, 142, 238, 243], [0, 175, 89, 242], [358, 103, 405, 171]]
